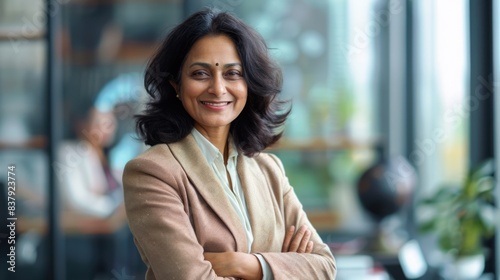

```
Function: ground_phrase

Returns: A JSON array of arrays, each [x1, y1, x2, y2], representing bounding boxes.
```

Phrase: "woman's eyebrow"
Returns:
[[223, 62, 242, 68], [188, 62, 242, 68]]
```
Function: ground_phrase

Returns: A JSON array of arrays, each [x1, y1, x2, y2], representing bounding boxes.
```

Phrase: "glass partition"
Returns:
[[0, 1, 49, 279]]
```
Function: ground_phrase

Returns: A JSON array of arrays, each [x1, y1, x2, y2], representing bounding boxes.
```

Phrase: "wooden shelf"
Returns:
[[0, 135, 47, 150], [268, 136, 380, 151], [0, 28, 45, 41], [307, 209, 341, 231]]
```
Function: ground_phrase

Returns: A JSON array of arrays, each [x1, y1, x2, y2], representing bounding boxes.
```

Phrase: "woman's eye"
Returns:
[[192, 71, 209, 78], [225, 70, 242, 79]]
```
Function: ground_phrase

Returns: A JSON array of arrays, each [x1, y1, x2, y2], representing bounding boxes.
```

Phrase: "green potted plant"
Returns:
[[418, 159, 496, 279]]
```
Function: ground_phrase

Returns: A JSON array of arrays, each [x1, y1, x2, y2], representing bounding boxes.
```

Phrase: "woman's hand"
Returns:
[[204, 225, 313, 278], [281, 225, 314, 253], [204, 252, 263, 280]]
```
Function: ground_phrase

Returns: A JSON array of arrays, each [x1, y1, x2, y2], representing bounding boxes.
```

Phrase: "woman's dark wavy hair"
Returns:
[[137, 8, 291, 156]]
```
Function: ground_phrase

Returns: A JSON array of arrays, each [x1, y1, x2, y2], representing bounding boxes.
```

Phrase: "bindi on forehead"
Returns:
[[215, 63, 219, 66]]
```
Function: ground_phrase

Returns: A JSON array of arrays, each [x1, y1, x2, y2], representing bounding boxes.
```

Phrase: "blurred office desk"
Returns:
[[437, 273, 494, 280], [324, 230, 433, 280], [335, 254, 391, 280], [335, 253, 494, 280], [322, 230, 394, 279]]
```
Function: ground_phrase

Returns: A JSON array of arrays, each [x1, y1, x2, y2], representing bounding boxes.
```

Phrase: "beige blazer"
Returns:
[[123, 134, 337, 280]]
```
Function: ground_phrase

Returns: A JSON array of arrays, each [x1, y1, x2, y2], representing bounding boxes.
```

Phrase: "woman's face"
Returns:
[[175, 34, 248, 137], [84, 109, 117, 147]]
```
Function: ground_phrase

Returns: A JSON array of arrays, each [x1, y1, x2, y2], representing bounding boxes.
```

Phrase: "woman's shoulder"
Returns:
[[122, 143, 191, 191], [124, 144, 178, 174], [131, 143, 172, 160], [247, 152, 286, 175]]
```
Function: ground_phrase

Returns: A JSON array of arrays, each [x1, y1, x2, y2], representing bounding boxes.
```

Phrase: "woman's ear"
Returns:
[[169, 80, 181, 99], [169, 80, 180, 96]]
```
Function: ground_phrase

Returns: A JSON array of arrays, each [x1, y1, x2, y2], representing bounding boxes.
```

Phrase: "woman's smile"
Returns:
[[200, 100, 232, 108]]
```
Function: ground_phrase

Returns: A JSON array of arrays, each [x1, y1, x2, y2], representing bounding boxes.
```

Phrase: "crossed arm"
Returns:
[[204, 225, 314, 279]]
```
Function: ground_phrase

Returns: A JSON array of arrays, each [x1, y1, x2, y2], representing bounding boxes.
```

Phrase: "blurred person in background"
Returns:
[[56, 72, 146, 280], [56, 106, 126, 280]]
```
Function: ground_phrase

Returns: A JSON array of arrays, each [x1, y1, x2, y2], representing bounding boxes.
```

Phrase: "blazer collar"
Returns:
[[169, 134, 248, 252]]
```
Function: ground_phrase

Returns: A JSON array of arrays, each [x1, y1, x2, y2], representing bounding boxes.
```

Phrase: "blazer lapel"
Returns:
[[169, 134, 248, 252], [238, 156, 279, 251]]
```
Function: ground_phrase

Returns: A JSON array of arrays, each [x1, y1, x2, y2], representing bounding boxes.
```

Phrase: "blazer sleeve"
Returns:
[[123, 156, 237, 280], [258, 154, 337, 280]]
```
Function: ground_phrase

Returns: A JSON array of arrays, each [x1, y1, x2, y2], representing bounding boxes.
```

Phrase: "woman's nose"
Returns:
[[208, 75, 226, 96]]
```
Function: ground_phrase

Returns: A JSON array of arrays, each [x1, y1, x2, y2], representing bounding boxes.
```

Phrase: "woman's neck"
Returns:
[[194, 125, 230, 159]]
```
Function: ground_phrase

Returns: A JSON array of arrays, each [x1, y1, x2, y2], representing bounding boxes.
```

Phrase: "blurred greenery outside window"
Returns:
[[414, 0, 469, 198], [413, 0, 470, 264]]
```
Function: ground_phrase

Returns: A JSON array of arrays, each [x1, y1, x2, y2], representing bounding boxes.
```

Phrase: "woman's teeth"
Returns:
[[202, 101, 229, 106]]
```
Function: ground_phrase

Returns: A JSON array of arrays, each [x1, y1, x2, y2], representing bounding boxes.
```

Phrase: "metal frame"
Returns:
[[388, 0, 407, 157], [469, 0, 496, 277], [493, 0, 500, 277], [46, 0, 64, 279]]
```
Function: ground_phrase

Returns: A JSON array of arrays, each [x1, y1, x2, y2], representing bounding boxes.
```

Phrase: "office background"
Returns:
[[0, 0, 498, 279]]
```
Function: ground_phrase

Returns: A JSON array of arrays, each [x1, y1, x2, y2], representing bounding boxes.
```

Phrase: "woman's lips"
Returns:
[[200, 101, 231, 107]]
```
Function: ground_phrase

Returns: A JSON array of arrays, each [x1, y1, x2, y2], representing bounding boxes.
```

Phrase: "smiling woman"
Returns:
[[123, 8, 337, 280]]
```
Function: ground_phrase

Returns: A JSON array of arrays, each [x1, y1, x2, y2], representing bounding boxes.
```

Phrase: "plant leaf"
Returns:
[[419, 219, 438, 233], [471, 159, 495, 180]]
